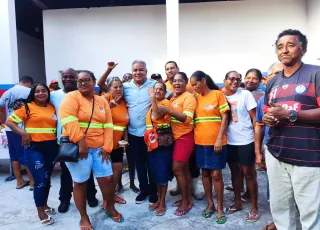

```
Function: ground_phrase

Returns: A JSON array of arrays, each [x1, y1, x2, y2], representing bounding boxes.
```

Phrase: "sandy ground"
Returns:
[[0, 147, 301, 230]]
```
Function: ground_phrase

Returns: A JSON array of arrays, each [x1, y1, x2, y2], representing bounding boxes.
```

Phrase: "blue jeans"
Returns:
[[25, 140, 58, 207]]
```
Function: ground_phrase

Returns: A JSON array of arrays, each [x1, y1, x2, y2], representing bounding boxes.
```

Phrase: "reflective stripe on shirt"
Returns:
[[25, 128, 56, 133], [195, 116, 222, 123], [183, 111, 194, 118], [61, 116, 78, 126], [146, 123, 170, 130], [78, 122, 113, 129], [171, 117, 194, 125], [113, 125, 126, 131], [9, 113, 23, 123]]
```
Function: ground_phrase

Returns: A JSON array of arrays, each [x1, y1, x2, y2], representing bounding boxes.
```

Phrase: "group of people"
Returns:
[[0, 29, 319, 230]]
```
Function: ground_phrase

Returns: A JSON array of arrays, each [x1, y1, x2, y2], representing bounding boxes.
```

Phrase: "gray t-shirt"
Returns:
[[0, 85, 30, 131]]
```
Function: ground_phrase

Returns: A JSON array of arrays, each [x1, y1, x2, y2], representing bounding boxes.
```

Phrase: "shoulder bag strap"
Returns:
[[84, 96, 95, 135]]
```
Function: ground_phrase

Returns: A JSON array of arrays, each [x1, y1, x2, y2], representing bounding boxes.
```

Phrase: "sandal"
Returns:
[[172, 200, 194, 207], [104, 211, 124, 223], [80, 225, 94, 230], [155, 207, 167, 216], [174, 203, 193, 216], [16, 181, 30, 189], [130, 185, 140, 194], [202, 209, 215, 218], [149, 203, 160, 211], [245, 212, 260, 223], [225, 205, 243, 214], [41, 216, 54, 226], [114, 196, 126, 204], [45, 208, 56, 215], [216, 213, 227, 224]]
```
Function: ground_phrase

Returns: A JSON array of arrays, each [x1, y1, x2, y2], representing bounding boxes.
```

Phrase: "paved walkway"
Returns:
[[0, 155, 278, 230]]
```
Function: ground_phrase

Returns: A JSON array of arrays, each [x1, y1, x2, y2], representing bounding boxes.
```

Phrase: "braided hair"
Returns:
[[25, 83, 51, 118]]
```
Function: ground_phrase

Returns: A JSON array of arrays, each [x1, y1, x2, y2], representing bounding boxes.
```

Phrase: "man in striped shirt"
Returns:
[[263, 29, 320, 230]]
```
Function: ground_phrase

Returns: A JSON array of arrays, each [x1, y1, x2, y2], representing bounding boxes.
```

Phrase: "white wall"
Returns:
[[306, 0, 320, 65], [17, 31, 46, 83], [0, 0, 19, 85], [43, 0, 308, 84], [43, 5, 167, 85], [179, 0, 307, 81]]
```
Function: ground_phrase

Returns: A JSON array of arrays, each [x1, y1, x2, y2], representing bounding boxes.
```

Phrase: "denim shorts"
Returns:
[[195, 145, 227, 170], [6, 131, 27, 165], [66, 147, 113, 183], [147, 145, 173, 185]]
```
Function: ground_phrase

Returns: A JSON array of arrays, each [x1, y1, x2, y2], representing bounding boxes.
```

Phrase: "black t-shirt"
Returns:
[[264, 63, 320, 167]]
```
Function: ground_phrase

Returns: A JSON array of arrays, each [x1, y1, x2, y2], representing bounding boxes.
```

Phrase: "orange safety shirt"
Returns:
[[60, 91, 113, 152], [9, 102, 57, 142], [103, 94, 129, 149], [146, 99, 171, 130], [170, 91, 196, 140], [194, 90, 230, 146]]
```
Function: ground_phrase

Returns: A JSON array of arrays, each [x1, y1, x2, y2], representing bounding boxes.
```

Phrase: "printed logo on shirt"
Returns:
[[277, 101, 301, 111], [294, 84, 307, 95], [204, 104, 214, 110], [99, 107, 105, 112], [124, 114, 129, 119], [172, 102, 179, 108], [282, 84, 289, 89], [229, 101, 238, 123], [51, 114, 57, 120]]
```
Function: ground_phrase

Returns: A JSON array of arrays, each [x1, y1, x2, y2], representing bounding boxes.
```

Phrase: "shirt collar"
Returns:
[[129, 78, 153, 88]]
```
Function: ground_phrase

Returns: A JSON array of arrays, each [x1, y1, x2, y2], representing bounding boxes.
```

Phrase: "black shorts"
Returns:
[[110, 148, 124, 163], [227, 142, 255, 166]]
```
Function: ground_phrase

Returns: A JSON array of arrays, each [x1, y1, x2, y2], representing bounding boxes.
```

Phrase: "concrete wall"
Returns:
[[43, 5, 167, 85], [43, 0, 308, 83], [17, 31, 46, 84]]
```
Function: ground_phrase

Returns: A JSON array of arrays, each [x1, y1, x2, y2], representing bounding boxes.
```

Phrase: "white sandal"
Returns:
[[41, 216, 55, 225], [45, 208, 56, 215]]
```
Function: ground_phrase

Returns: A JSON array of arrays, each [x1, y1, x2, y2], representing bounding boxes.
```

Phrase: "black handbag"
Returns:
[[55, 97, 95, 162]]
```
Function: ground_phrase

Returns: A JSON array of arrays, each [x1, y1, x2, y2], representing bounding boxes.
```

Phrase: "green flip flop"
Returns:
[[216, 213, 227, 224], [201, 209, 215, 218]]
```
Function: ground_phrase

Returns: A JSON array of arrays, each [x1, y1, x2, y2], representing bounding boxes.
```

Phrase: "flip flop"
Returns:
[[174, 203, 193, 216], [149, 203, 160, 211], [41, 216, 54, 226], [216, 213, 227, 224], [263, 222, 277, 230], [130, 186, 140, 194], [105, 211, 124, 223], [80, 225, 94, 230], [45, 208, 56, 215], [155, 207, 167, 216], [225, 205, 243, 214], [16, 181, 30, 189], [202, 209, 215, 218], [245, 212, 260, 222], [172, 200, 182, 207], [114, 196, 126, 204]]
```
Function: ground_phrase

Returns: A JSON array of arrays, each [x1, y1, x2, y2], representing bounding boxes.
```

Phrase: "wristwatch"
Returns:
[[288, 110, 298, 122]]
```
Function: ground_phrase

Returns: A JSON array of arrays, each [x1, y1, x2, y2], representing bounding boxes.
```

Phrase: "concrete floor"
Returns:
[[0, 155, 279, 230]]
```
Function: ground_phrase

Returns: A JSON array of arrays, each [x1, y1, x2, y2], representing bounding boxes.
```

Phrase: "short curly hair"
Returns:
[[275, 29, 308, 48]]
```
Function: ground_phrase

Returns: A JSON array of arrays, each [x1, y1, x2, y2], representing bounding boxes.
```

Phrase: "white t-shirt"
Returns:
[[226, 89, 257, 145]]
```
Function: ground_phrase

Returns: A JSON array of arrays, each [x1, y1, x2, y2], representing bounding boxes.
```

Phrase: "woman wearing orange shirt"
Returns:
[[60, 71, 123, 229], [145, 82, 173, 216], [6, 84, 58, 226], [190, 71, 230, 224], [102, 76, 129, 205], [158, 72, 196, 216]]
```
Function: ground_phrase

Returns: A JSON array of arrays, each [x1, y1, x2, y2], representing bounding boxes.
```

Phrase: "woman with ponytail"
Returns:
[[190, 71, 230, 224]]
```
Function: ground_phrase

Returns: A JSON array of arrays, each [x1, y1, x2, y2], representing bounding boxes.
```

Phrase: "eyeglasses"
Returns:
[[77, 78, 92, 85], [227, 77, 242, 83]]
